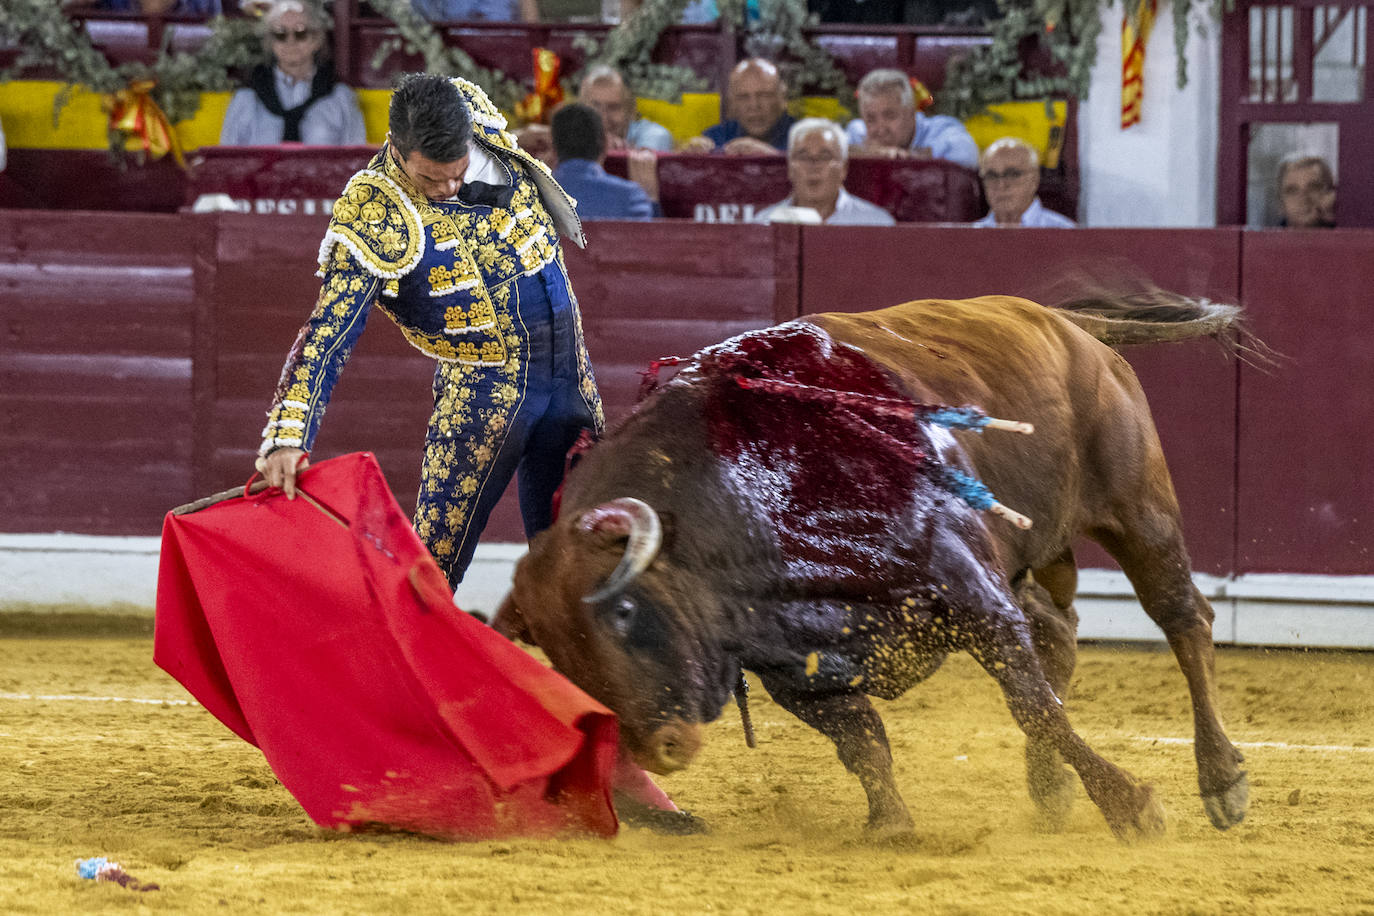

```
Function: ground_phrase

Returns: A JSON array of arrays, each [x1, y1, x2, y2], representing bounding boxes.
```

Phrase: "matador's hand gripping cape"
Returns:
[[258, 77, 604, 460]]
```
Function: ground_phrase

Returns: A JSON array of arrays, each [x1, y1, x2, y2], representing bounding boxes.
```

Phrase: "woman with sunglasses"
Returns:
[[219, 0, 365, 146]]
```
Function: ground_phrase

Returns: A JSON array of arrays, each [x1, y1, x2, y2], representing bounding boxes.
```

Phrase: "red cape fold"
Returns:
[[153, 452, 619, 839]]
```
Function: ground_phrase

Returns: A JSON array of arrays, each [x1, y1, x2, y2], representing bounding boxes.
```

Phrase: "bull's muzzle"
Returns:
[[642, 721, 704, 775]]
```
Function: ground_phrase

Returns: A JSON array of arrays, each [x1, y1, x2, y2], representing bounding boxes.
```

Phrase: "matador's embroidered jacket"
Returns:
[[258, 78, 604, 460]]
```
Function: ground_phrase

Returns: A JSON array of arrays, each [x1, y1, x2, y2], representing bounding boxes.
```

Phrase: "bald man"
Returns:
[[972, 137, 1075, 227], [682, 58, 794, 155]]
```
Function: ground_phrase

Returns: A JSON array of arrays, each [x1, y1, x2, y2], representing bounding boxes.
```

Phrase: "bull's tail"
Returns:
[[1053, 291, 1242, 347]]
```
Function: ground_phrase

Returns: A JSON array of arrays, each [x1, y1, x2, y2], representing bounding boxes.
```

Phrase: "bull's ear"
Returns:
[[491, 591, 535, 645]]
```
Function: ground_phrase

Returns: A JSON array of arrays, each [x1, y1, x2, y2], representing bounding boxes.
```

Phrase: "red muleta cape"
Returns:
[[154, 452, 619, 839]]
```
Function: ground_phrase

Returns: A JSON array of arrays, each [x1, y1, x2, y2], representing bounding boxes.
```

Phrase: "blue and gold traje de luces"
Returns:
[[259, 79, 602, 459]]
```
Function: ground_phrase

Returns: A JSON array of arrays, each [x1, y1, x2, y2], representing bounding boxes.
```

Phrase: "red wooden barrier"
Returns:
[[1236, 229, 1374, 575], [177, 147, 984, 223], [186, 215, 795, 542], [797, 226, 1243, 575], [0, 212, 203, 533], [2, 210, 1368, 582]]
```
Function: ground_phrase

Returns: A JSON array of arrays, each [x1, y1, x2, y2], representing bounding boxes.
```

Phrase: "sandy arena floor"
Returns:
[[1, 616, 1372, 915]]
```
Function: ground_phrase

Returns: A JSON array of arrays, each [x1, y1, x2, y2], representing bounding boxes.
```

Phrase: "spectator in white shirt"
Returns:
[[756, 118, 895, 226], [219, 0, 366, 146], [972, 137, 1075, 228]]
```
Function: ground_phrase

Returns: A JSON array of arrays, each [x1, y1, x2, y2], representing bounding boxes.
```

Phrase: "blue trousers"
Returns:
[[415, 261, 595, 587]]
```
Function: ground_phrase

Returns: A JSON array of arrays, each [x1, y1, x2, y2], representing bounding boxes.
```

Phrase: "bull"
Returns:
[[495, 294, 1250, 841]]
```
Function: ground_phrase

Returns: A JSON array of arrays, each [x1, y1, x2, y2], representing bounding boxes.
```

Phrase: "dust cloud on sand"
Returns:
[[1, 627, 1371, 914]]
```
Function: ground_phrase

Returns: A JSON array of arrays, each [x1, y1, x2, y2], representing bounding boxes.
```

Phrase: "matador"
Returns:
[[256, 73, 603, 587]]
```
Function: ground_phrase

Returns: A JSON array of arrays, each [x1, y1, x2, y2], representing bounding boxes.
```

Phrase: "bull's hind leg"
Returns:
[[1016, 550, 1081, 830], [754, 676, 914, 840], [1094, 522, 1248, 830], [965, 608, 1166, 841]]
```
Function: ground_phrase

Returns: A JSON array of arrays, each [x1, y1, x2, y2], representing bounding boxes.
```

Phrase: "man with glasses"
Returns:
[[219, 0, 365, 145], [756, 118, 895, 225], [973, 136, 1075, 228]]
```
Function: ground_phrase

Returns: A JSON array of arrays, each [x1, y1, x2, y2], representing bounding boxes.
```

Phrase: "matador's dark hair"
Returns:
[[551, 103, 606, 163], [388, 73, 472, 163]]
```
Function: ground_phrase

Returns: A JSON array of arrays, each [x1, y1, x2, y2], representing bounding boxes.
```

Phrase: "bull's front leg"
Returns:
[[755, 673, 913, 839]]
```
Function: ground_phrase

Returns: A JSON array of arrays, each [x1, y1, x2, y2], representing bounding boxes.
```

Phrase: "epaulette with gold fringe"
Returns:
[[317, 170, 426, 280]]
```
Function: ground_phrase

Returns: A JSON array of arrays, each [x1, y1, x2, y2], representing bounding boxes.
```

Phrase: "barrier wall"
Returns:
[[2, 211, 1370, 579]]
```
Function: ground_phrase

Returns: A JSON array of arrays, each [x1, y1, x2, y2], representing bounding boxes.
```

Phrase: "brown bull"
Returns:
[[495, 294, 1249, 841]]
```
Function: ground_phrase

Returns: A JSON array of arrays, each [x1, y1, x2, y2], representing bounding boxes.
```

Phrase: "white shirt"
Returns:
[[464, 141, 505, 186], [756, 188, 896, 226], [972, 197, 1076, 227], [220, 68, 366, 146]]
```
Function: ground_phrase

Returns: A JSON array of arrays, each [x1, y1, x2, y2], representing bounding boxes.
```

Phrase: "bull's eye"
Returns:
[[609, 596, 637, 637]]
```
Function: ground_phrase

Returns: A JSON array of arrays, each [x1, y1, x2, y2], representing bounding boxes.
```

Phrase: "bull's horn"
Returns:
[[579, 497, 662, 604]]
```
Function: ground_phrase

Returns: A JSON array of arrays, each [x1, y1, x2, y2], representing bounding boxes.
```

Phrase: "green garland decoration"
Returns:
[[745, 0, 851, 103], [572, 0, 709, 102], [941, 0, 1226, 121], [363, 0, 528, 110], [1, 0, 270, 160], [0, 0, 1227, 164]]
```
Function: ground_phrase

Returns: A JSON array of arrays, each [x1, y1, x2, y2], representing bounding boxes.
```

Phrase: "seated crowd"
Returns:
[[35, 2, 1125, 227]]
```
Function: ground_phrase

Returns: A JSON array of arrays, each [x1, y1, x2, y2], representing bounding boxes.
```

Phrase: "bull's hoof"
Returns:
[[1201, 771, 1249, 830], [863, 824, 919, 848], [614, 794, 709, 836], [863, 811, 917, 846], [1029, 768, 1077, 834], [1032, 783, 1077, 834], [1108, 785, 1167, 843]]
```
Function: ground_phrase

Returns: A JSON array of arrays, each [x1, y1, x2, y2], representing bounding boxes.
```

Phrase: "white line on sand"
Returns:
[[1130, 735, 1374, 754], [0, 692, 196, 706], [1, 694, 1370, 755]]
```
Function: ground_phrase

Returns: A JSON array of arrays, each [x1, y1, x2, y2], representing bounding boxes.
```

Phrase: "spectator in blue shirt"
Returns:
[[551, 103, 659, 221], [844, 68, 979, 170], [682, 58, 793, 156], [972, 137, 1076, 227], [577, 65, 673, 152]]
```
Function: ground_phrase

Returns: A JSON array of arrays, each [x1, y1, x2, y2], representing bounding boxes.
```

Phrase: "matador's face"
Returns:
[[395, 146, 471, 202]]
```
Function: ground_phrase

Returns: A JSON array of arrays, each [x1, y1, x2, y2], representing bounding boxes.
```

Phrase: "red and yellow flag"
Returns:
[[514, 48, 565, 125], [1121, 0, 1157, 128], [104, 79, 185, 167]]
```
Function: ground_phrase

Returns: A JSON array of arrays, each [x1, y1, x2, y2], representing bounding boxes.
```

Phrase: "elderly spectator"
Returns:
[[845, 69, 978, 169], [551, 103, 659, 220], [682, 58, 794, 155], [1277, 154, 1337, 228], [411, 0, 539, 21], [756, 118, 894, 226], [577, 65, 673, 152], [219, 0, 365, 145], [972, 137, 1074, 228]]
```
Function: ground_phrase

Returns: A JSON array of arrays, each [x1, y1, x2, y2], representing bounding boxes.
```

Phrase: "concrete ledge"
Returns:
[[3, 534, 1372, 649]]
